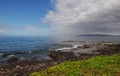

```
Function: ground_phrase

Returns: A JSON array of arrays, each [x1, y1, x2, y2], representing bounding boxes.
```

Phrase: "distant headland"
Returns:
[[77, 34, 120, 36]]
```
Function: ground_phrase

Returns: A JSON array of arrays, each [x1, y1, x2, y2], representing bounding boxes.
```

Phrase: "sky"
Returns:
[[0, 0, 52, 36], [0, 0, 120, 36]]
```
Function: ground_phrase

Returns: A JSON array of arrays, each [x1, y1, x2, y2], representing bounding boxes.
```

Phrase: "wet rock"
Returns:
[[48, 43, 120, 61], [97, 44, 120, 55], [7, 57, 19, 63], [72, 45, 83, 50], [83, 44, 90, 48], [49, 51, 78, 61], [43, 56, 52, 61], [0, 53, 9, 57]]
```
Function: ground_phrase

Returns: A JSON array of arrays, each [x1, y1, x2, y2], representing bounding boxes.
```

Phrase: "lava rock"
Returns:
[[0, 53, 9, 57], [7, 57, 19, 63]]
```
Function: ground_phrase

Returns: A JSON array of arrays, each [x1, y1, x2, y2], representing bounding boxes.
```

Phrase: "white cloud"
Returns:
[[0, 22, 11, 29], [43, 0, 120, 36], [24, 26, 40, 31], [0, 30, 3, 34], [0, 22, 50, 36], [17, 25, 51, 36]]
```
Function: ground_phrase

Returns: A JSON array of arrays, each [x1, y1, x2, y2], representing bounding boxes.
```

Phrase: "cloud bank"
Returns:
[[43, 0, 120, 36]]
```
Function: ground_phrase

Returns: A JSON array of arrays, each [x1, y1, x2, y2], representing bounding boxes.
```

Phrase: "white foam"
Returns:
[[56, 47, 72, 51], [72, 45, 83, 49]]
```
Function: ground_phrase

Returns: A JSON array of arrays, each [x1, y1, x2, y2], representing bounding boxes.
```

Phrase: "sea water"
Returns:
[[0, 36, 53, 61], [0, 36, 120, 61]]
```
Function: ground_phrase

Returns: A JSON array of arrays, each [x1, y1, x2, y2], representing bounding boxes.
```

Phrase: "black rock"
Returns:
[[7, 57, 19, 63], [0, 53, 9, 57]]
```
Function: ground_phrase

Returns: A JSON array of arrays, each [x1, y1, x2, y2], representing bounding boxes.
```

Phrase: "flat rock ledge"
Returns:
[[48, 43, 120, 61], [49, 51, 98, 61]]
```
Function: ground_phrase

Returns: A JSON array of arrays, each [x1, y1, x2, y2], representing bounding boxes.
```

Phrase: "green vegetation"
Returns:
[[30, 54, 120, 76]]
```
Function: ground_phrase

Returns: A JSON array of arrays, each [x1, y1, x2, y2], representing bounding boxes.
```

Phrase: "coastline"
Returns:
[[0, 41, 120, 76]]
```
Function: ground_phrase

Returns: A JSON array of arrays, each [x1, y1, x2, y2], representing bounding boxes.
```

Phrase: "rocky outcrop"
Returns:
[[48, 50, 98, 61], [0, 60, 59, 76], [48, 43, 120, 61], [0, 53, 10, 57], [0, 42, 120, 76], [7, 57, 19, 63]]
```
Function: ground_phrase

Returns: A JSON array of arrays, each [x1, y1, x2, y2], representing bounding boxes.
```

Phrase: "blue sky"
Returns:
[[0, 0, 120, 36], [0, 0, 52, 36]]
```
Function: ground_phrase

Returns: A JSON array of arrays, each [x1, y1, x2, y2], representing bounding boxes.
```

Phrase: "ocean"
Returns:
[[0, 36, 54, 61], [0, 36, 52, 52], [0, 36, 120, 61]]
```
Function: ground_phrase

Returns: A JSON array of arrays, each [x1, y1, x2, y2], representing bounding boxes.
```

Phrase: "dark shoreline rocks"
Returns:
[[48, 43, 120, 61], [0, 42, 120, 76], [0, 53, 10, 57], [48, 50, 98, 61], [0, 60, 59, 76]]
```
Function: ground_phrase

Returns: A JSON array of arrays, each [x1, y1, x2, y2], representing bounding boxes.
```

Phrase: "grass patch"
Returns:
[[30, 54, 120, 76]]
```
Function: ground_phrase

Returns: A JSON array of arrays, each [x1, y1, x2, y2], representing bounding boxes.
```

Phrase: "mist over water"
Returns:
[[51, 35, 120, 42]]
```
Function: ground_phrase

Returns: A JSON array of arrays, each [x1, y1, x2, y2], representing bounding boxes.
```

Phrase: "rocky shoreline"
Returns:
[[49, 42, 120, 61], [0, 60, 60, 76], [0, 41, 120, 76]]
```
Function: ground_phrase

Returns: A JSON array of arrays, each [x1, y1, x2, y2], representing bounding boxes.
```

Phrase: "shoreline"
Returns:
[[0, 41, 120, 76], [0, 60, 60, 76]]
